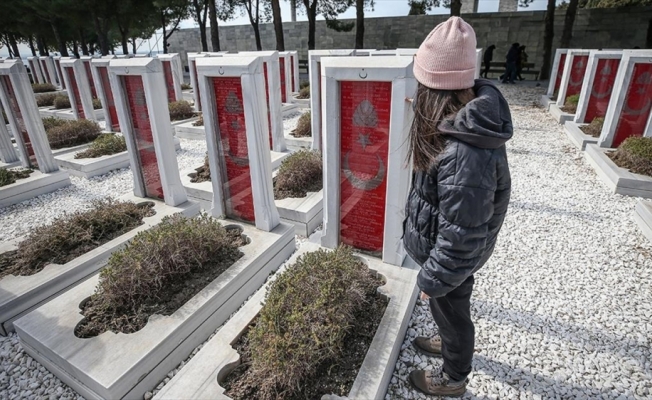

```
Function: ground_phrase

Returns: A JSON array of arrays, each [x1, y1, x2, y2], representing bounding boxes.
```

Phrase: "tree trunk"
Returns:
[[71, 40, 80, 59], [291, 0, 297, 21], [132, 37, 137, 54], [450, 0, 462, 16], [27, 36, 37, 56], [1, 35, 13, 58], [540, 0, 556, 80], [355, 0, 364, 49], [304, 0, 317, 50], [36, 36, 47, 56], [51, 20, 69, 56], [92, 14, 109, 55], [162, 12, 168, 54], [271, 0, 285, 51], [80, 29, 90, 56], [208, 0, 220, 51], [193, 0, 209, 51], [252, 22, 262, 50], [560, 0, 579, 48], [121, 32, 129, 55], [646, 19, 651, 48]]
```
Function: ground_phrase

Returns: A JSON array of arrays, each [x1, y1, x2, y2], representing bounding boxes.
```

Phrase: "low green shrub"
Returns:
[[75, 214, 246, 337], [181, 83, 192, 90], [169, 100, 194, 121], [53, 94, 71, 109], [274, 150, 322, 200], [562, 94, 580, 114], [75, 134, 127, 159], [296, 85, 310, 99], [46, 119, 102, 149], [0, 168, 33, 187], [192, 114, 204, 126], [580, 117, 604, 138], [32, 83, 57, 93], [42, 117, 67, 132], [36, 93, 58, 108], [300, 80, 309, 89], [291, 111, 311, 138], [0, 200, 154, 279], [608, 137, 652, 177], [92, 98, 102, 110], [231, 246, 382, 398]]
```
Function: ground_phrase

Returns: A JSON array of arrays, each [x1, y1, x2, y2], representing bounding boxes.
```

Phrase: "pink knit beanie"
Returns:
[[414, 17, 477, 90]]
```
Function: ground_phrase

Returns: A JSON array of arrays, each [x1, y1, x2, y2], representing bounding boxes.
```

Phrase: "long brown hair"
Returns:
[[408, 83, 475, 171]]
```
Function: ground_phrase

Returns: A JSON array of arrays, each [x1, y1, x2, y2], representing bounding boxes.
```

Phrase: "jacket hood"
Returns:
[[438, 79, 513, 149]]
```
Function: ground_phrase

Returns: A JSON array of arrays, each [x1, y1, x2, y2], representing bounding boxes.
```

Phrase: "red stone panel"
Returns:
[[290, 55, 296, 92], [83, 60, 97, 98], [564, 55, 589, 100], [263, 62, 272, 149], [162, 60, 176, 103], [65, 67, 85, 119], [554, 53, 567, 96], [55, 60, 65, 89], [339, 81, 392, 254], [98, 66, 120, 131], [279, 57, 287, 103], [612, 63, 652, 148], [1, 76, 35, 166], [584, 58, 620, 123]]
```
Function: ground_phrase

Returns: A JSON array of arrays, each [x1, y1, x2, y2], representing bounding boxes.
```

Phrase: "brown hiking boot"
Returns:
[[412, 335, 442, 357], [409, 368, 467, 397]]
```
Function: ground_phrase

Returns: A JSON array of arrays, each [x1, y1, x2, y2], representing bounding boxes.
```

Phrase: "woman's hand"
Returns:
[[420, 291, 430, 301]]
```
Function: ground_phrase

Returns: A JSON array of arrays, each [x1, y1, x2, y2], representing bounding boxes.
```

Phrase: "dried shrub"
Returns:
[[46, 119, 102, 149], [32, 83, 57, 93], [75, 134, 127, 159], [181, 83, 192, 90], [296, 85, 310, 99], [2, 108, 7, 124], [0, 200, 154, 279], [224, 246, 383, 399], [189, 155, 211, 183], [42, 117, 67, 132], [75, 214, 246, 337], [274, 150, 322, 200], [291, 111, 311, 138], [192, 114, 204, 126], [168, 100, 195, 121], [562, 94, 580, 114], [92, 98, 102, 110], [300, 81, 309, 89], [53, 94, 71, 109], [608, 137, 652, 178], [36, 93, 58, 108], [580, 117, 604, 138], [0, 168, 33, 187]]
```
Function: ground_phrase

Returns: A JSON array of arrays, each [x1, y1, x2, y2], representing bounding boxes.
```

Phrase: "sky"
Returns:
[[1, 0, 552, 57]]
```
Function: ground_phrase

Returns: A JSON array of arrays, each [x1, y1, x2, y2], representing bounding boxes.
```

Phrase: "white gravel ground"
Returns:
[[1, 85, 652, 399]]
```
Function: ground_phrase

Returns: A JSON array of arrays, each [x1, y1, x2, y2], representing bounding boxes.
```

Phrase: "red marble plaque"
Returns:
[[39, 60, 49, 83], [162, 60, 176, 103], [279, 57, 287, 103], [554, 53, 567, 96], [212, 76, 255, 223], [123, 75, 164, 200], [192, 60, 201, 110], [55, 60, 65, 89], [584, 58, 621, 123], [564, 55, 589, 101], [1, 76, 35, 165], [290, 55, 295, 92], [98, 66, 120, 131], [83, 60, 97, 98], [612, 63, 652, 148], [263, 62, 273, 149], [65, 67, 85, 119], [28, 60, 37, 83], [339, 81, 391, 254]]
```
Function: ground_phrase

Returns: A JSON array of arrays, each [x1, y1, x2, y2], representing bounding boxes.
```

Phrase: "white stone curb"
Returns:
[[548, 103, 574, 125], [276, 189, 323, 237], [290, 93, 309, 109], [584, 144, 652, 198], [634, 200, 652, 243], [0, 169, 71, 209], [564, 121, 598, 150], [174, 120, 205, 140]]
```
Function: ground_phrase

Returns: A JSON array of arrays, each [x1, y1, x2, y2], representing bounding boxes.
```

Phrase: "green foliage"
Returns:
[[168, 100, 195, 121], [580, 117, 604, 138], [299, 81, 309, 90], [274, 150, 322, 199], [45, 119, 102, 149], [92, 98, 102, 110], [297, 85, 310, 100], [609, 137, 652, 177], [181, 83, 192, 90], [246, 246, 381, 398], [42, 117, 67, 132], [53, 94, 71, 110], [0, 200, 154, 278], [32, 83, 57, 93], [75, 134, 127, 159], [565, 94, 580, 106], [0, 168, 33, 187], [36, 93, 58, 108], [291, 111, 311, 138]]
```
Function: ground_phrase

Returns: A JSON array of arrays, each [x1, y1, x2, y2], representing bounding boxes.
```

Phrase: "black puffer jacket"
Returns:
[[403, 79, 512, 298]]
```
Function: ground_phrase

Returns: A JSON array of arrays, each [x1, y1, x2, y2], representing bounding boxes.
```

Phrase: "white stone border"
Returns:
[[546, 48, 568, 97], [475, 48, 482, 79], [0, 108, 17, 164], [27, 57, 44, 84], [321, 56, 416, 267], [157, 53, 184, 102], [15, 219, 295, 400], [548, 103, 574, 125], [584, 143, 652, 198], [276, 188, 323, 237], [90, 57, 117, 131], [598, 50, 652, 148], [278, 51, 292, 103], [53, 56, 66, 90], [59, 58, 96, 121], [0, 169, 70, 209], [39, 56, 58, 85], [574, 50, 623, 124], [635, 200, 652, 243], [564, 121, 597, 150], [154, 241, 420, 400], [188, 53, 210, 111], [174, 119, 205, 140], [289, 50, 299, 93], [556, 49, 592, 108]]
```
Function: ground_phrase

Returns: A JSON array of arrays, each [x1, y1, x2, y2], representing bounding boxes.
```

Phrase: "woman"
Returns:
[[404, 17, 512, 397]]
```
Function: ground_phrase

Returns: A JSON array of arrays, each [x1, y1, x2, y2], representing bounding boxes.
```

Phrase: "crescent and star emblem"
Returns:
[[353, 100, 378, 127], [225, 118, 248, 166], [343, 151, 386, 191], [225, 91, 243, 114], [621, 72, 652, 116], [569, 60, 586, 87]]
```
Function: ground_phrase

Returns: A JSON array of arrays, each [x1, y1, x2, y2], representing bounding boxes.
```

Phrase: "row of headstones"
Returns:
[[545, 48, 652, 148]]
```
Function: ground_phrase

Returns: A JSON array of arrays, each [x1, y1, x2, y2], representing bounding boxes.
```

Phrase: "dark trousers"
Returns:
[[482, 60, 491, 78], [502, 62, 517, 83], [428, 275, 475, 382]]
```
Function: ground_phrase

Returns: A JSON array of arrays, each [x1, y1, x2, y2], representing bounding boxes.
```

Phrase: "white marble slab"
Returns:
[[584, 144, 652, 198], [0, 169, 71, 209], [634, 200, 652, 243], [548, 103, 574, 125], [564, 121, 598, 150]]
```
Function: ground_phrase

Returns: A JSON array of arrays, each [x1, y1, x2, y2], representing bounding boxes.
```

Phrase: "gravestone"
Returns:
[[308, 50, 353, 151], [288, 50, 299, 93], [0, 110, 17, 166], [397, 49, 418, 56], [80, 56, 98, 98], [574, 50, 623, 125], [59, 58, 96, 121], [157, 53, 184, 103], [27, 57, 44, 84], [546, 48, 569, 99], [369, 50, 397, 56], [108, 57, 188, 206], [475, 49, 482, 79], [556, 49, 592, 108], [598, 50, 652, 148], [320, 56, 416, 266], [90, 56, 119, 132], [278, 52, 291, 103], [195, 55, 280, 231], [53, 56, 66, 90], [188, 52, 209, 111]]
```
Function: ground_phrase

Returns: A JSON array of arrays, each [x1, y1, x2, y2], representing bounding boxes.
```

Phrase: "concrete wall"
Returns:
[[169, 6, 652, 75]]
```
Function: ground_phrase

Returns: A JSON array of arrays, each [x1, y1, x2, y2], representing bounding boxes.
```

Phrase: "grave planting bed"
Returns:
[[548, 103, 574, 125], [635, 200, 652, 243], [564, 117, 603, 150], [284, 110, 312, 151], [174, 115, 205, 140], [155, 242, 419, 400], [290, 85, 310, 108], [0, 169, 71, 208], [169, 100, 199, 131]]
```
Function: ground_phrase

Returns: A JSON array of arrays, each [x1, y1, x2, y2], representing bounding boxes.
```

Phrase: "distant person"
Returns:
[[482, 44, 495, 78], [502, 43, 520, 84], [516, 45, 528, 81]]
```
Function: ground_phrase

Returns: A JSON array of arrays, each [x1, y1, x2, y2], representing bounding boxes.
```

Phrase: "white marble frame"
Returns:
[[556, 49, 592, 107], [59, 58, 96, 121], [196, 56, 280, 232], [546, 48, 569, 97], [226, 51, 286, 152], [0, 60, 58, 173], [108, 58, 188, 207], [397, 48, 418, 56], [53, 56, 65, 90], [278, 51, 293, 103], [38, 57, 55, 85], [90, 57, 117, 131], [308, 50, 354, 151], [288, 50, 299, 93], [157, 53, 184, 102], [0, 112, 17, 164], [188, 52, 209, 111], [27, 57, 44, 84], [369, 50, 397, 56], [574, 50, 623, 124], [321, 56, 416, 267], [598, 50, 652, 148], [79, 56, 98, 97], [475, 48, 482, 79]]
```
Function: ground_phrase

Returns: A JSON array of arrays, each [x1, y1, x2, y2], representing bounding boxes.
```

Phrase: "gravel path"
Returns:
[[1, 85, 651, 399]]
